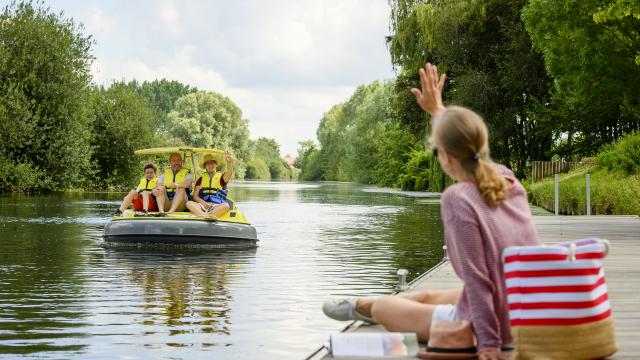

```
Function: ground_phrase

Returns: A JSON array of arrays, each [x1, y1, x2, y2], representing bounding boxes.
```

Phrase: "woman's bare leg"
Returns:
[[371, 297, 437, 341], [354, 288, 461, 320]]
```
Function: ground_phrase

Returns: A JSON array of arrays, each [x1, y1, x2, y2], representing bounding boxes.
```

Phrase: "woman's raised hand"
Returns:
[[410, 63, 446, 118]]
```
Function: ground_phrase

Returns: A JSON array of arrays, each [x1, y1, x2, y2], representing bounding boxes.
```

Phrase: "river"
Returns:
[[0, 181, 444, 359]]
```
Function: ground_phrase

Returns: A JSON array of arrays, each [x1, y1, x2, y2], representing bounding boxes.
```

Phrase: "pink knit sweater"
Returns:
[[441, 165, 539, 351]]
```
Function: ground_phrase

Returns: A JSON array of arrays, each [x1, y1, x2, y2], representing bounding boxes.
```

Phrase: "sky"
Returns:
[[44, 0, 397, 157]]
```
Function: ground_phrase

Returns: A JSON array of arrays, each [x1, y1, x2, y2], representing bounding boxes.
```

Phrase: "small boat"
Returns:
[[102, 147, 258, 248]]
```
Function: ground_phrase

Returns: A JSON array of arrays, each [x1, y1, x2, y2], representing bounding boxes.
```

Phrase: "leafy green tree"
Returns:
[[251, 137, 295, 180], [523, 0, 640, 158], [592, 0, 640, 65], [245, 157, 270, 180], [316, 104, 350, 181], [296, 140, 322, 181], [88, 83, 158, 190], [388, 0, 553, 177], [126, 79, 197, 133], [0, 1, 94, 192], [167, 91, 251, 178], [309, 80, 450, 189]]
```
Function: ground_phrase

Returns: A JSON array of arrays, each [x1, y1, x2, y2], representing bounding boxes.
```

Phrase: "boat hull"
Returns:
[[103, 219, 258, 248]]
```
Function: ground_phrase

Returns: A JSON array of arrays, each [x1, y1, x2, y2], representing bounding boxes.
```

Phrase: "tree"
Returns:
[[387, 0, 553, 177], [88, 83, 158, 190], [0, 1, 94, 191], [592, 0, 640, 65], [307, 80, 449, 189], [523, 0, 640, 157], [126, 79, 197, 133], [251, 137, 295, 180], [167, 91, 251, 178], [245, 157, 270, 180], [296, 140, 322, 181]]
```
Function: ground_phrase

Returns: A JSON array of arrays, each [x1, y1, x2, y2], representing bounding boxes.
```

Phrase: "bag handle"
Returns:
[[503, 238, 611, 264], [561, 238, 611, 261]]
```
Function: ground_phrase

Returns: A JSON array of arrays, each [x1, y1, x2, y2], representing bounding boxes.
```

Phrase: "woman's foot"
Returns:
[[322, 298, 377, 323]]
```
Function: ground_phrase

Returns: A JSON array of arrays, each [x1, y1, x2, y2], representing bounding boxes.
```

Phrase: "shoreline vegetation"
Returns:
[[296, 0, 639, 201], [0, 2, 297, 194], [528, 133, 640, 216], [1, 1, 639, 205]]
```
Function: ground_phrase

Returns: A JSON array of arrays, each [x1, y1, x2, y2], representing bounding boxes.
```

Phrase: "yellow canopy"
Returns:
[[134, 147, 225, 156]]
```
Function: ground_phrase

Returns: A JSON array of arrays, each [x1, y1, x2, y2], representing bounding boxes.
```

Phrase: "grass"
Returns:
[[528, 166, 640, 216]]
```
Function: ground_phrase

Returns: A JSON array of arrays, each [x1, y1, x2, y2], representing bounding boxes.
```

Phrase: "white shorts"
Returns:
[[431, 304, 458, 324]]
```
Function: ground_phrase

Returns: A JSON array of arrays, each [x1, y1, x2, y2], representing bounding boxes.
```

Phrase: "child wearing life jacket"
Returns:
[[114, 164, 159, 216], [186, 150, 234, 219]]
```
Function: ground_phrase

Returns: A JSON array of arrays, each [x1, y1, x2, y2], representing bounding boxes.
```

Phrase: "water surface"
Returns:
[[0, 182, 444, 359]]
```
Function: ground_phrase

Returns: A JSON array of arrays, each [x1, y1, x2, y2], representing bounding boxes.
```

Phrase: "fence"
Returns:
[[531, 161, 577, 182]]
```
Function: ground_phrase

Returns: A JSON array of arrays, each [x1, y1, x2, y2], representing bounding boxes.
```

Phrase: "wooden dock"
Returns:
[[307, 216, 640, 359]]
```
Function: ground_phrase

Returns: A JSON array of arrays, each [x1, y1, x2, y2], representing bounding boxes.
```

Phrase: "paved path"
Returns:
[[308, 216, 640, 359]]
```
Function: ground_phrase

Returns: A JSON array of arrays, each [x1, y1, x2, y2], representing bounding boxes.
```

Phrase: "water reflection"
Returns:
[[0, 215, 92, 355], [102, 248, 256, 341], [0, 183, 444, 359]]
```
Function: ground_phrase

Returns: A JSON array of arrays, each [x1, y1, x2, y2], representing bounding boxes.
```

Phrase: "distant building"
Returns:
[[282, 155, 296, 168]]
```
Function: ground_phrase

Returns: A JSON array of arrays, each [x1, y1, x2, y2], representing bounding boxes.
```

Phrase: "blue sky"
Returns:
[[43, 0, 396, 156]]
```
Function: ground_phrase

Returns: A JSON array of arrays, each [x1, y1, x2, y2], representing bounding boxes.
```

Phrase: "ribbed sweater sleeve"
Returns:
[[442, 189, 501, 350]]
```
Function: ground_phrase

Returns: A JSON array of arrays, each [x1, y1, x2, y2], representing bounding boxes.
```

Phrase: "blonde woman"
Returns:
[[322, 64, 540, 360]]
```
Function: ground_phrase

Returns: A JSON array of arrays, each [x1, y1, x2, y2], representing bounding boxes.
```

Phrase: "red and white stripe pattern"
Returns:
[[503, 238, 611, 326]]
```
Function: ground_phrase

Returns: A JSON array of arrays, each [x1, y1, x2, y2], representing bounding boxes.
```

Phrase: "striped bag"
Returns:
[[503, 238, 617, 360]]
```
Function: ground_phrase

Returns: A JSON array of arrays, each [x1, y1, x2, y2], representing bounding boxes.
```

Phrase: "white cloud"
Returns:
[[225, 85, 356, 156], [51, 0, 395, 156], [155, 1, 181, 36], [81, 5, 116, 35], [91, 45, 228, 91]]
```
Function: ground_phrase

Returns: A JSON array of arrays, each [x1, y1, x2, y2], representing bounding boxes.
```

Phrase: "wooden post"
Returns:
[[586, 173, 591, 216], [555, 174, 559, 216]]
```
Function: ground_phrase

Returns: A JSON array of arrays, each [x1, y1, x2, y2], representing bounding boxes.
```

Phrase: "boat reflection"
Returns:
[[102, 248, 256, 343]]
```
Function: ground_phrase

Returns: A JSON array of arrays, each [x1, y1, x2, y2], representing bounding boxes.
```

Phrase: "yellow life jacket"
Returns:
[[163, 168, 190, 194], [136, 177, 158, 193], [199, 172, 223, 196]]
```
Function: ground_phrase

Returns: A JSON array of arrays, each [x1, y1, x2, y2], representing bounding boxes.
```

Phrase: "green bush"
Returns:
[[298, 149, 322, 181], [529, 168, 640, 215], [0, 1, 94, 192], [0, 156, 51, 192], [597, 132, 640, 175], [245, 157, 270, 180], [397, 148, 452, 191], [88, 84, 158, 191]]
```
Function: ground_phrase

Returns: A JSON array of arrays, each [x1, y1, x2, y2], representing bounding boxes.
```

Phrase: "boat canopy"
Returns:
[[134, 147, 225, 156]]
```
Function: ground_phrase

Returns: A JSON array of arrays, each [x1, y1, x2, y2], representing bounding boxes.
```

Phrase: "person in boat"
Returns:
[[186, 149, 234, 219], [114, 164, 158, 216], [153, 152, 193, 213], [321, 64, 539, 360]]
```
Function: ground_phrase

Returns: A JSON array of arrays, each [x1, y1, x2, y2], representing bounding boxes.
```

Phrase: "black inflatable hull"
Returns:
[[103, 219, 258, 248]]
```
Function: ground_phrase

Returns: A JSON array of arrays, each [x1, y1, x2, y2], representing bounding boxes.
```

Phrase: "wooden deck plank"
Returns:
[[309, 216, 640, 359]]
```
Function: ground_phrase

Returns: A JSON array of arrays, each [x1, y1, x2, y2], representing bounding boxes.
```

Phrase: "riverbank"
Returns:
[[307, 216, 640, 359], [528, 167, 640, 215]]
